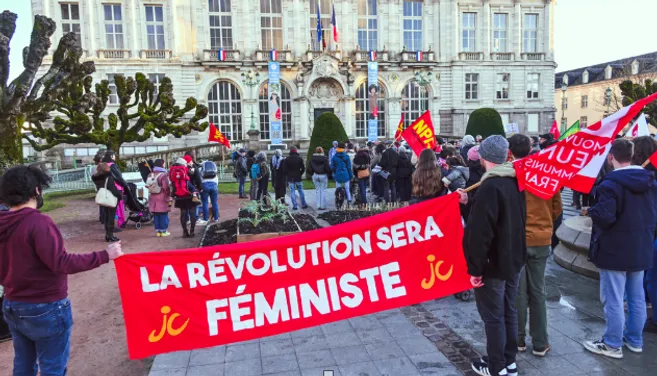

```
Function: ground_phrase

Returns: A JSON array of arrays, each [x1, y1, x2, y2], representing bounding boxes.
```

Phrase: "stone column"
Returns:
[[514, 1, 522, 60], [299, 97, 310, 140], [387, 97, 402, 139], [343, 96, 355, 139], [483, 1, 491, 59]]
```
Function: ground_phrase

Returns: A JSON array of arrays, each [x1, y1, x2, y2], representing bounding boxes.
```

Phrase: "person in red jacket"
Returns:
[[0, 165, 123, 376]]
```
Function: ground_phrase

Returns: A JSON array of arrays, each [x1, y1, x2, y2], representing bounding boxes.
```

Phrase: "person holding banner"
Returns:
[[458, 135, 526, 376]]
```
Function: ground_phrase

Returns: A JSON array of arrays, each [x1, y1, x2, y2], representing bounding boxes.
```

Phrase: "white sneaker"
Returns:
[[622, 337, 643, 353], [197, 219, 208, 225], [583, 339, 623, 359]]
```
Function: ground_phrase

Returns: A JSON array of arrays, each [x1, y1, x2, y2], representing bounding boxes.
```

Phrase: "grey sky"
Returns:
[[4, 0, 655, 80]]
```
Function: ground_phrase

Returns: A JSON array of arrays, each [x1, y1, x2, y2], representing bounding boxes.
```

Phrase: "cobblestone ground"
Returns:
[[148, 189, 656, 376]]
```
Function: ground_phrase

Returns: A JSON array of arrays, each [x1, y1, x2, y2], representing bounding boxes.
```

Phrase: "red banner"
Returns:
[[208, 123, 231, 148], [515, 92, 657, 199], [394, 113, 405, 141], [401, 111, 437, 156], [114, 194, 471, 359]]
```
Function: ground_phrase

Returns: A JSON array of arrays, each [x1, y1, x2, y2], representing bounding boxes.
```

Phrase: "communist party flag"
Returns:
[[208, 123, 231, 148], [401, 111, 437, 156], [394, 113, 405, 141], [549, 120, 561, 139]]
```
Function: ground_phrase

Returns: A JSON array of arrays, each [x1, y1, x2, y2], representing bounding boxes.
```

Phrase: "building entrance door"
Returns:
[[314, 108, 334, 121]]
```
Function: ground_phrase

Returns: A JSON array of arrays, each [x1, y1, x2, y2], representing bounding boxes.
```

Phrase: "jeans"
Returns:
[[289, 181, 307, 209], [153, 213, 169, 232], [336, 181, 352, 202], [238, 176, 246, 197], [516, 246, 550, 349], [599, 269, 646, 349], [312, 174, 328, 209], [383, 180, 397, 203], [648, 239, 657, 323], [201, 182, 219, 221], [475, 273, 521, 375], [2, 298, 73, 376], [357, 178, 368, 204]]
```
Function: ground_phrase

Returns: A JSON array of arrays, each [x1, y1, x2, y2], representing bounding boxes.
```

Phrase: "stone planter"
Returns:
[[553, 216, 599, 279]]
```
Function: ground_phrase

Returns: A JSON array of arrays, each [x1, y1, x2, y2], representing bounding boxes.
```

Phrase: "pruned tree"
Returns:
[[620, 79, 657, 126]]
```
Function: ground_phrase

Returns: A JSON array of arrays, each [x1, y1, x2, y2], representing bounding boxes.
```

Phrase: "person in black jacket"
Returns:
[[102, 151, 129, 229], [235, 148, 249, 198], [271, 149, 286, 203], [307, 147, 332, 210], [458, 135, 526, 376], [92, 162, 123, 242], [352, 147, 371, 205], [246, 150, 257, 200], [396, 148, 414, 203], [282, 147, 308, 210], [379, 141, 399, 203]]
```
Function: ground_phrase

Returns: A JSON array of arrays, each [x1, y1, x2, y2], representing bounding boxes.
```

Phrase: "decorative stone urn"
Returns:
[[553, 216, 599, 279]]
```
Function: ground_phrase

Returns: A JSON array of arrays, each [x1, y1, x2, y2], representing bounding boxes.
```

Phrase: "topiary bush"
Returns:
[[307, 113, 349, 157], [465, 108, 505, 139]]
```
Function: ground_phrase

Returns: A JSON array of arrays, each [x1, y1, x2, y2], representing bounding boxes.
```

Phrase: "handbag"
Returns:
[[95, 178, 118, 208]]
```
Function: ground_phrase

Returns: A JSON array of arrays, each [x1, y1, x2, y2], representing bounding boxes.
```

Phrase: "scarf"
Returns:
[[153, 166, 167, 173], [272, 155, 283, 169]]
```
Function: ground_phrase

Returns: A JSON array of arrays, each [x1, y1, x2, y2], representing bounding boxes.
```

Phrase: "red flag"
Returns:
[[646, 150, 657, 168], [394, 113, 405, 141], [208, 123, 231, 148], [515, 92, 657, 199], [549, 120, 561, 139], [401, 111, 437, 156]]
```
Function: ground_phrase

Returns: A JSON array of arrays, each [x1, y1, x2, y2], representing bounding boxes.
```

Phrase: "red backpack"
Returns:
[[169, 165, 191, 198]]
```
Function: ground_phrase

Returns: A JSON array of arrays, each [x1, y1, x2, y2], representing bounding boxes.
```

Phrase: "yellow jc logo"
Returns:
[[421, 255, 454, 290], [148, 306, 190, 343]]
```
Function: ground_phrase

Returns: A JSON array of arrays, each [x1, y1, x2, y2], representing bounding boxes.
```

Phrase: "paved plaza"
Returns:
[[149, 189, 657, 376]]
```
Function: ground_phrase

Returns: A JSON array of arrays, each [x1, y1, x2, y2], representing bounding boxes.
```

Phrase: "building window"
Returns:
[[496, 73, 510, 99], [258, 81, 292, 140], [523, 14, 538, 53], [355, 82, 387, 138], [527, 113, 539, 133], [492, 13, 507, 52], [581, 95, 588, 108], [605, 66, 612, 80], [107, 74, 118, 104], [461, 12, 476, 52], [103, 4, 123, 49], [60, 3, 81, 36], [402, 0, 422, 51], [631, 60, 639, 75], [208, 81, 242, 141], [580, 116, 588, 129], [401, 81, 429, 127], [145, 5, 165, 49], [465, 73, 478, 100], [582, 71, 589, 84], [526, 73, 539, 99], [260, 0, 283, 50], [310, 0, 331, 51], [209, 0, 233, 49], [149, 74, 165, 95], [358, 0, 378, 51]]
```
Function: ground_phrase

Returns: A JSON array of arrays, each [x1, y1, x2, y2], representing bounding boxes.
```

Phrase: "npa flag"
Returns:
[[646, 149, 657, 168], [217, 49, 226, 61], [114, 194, 471, 359], [208, 123, 231, 148], [270, 49, 278, 61], [549, 120, 561, 139], [401, 111, 437, 156], [316, 3, 323, 49], [628, 113, 650, 137], [394, 113, 405, 141], [369, 50, 377, 61], [416, 51, 423, 62], [558, 120, 580, 141], [331, 2, 339, 43], [515, 92, 657, 199]]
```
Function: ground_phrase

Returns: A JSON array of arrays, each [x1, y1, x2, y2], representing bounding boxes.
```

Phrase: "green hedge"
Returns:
[[465, 108, 505, 139], [307, 113, 349, 157]]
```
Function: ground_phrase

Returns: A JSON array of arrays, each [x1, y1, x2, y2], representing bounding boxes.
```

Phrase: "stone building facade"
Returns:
[[29, 0, 556, 161]]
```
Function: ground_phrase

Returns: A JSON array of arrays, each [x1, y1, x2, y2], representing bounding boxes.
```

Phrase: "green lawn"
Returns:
[[41, 189, 96, 213], [218, 179, 336, 194]]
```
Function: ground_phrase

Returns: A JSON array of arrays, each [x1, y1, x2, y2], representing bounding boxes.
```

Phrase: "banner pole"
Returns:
[[642, 159, 651, 168], [463, 182, 481, 193]]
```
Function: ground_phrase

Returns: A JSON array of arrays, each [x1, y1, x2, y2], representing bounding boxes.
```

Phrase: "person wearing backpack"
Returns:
[[199, 159, 219, 224], [170, 158, 199, 238], [146, 159, 171, 237], [235, 148, 248, 199], [252, 152, 270, 200], [246, 150, 258, 200], [331, 142, 354, 203]]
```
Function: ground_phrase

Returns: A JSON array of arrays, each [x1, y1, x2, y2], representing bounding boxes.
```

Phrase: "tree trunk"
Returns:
[[0, 117, 23, 174]]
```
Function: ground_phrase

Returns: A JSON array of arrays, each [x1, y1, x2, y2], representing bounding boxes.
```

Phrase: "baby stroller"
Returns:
[[454, 289, 473, 301], [124, 183, 153, 229]]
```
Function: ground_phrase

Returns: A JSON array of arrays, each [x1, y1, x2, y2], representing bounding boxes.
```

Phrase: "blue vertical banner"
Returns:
[[367, 61, 379, 142], [268, 61, 283, 145]]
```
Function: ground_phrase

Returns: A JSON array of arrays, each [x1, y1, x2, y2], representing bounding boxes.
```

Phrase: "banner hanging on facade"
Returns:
[[401, 111, 437, 156], [268, 61, 283, 145], [367, 61, 379, 142], [114, 194, 471, 359]]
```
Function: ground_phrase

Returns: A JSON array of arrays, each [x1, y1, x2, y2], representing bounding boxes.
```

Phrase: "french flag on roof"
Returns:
[[270, 49, 278, 61], [369, 50, 377, 62], [416, 51, 423, 62], [218, 48, 226, 61]]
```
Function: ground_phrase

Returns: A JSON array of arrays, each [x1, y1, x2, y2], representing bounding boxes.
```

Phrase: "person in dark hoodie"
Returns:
[[380, 140, 399, 203], [458, 135, 526, 376], [584, 139, 657, 359], [307, 147, 332, 210], [0, 165, 123, 376], [353, 146, 371, 205], [396, 147, 414, 203], [92, 162, 123, 242], [282, 147, 308, 210]]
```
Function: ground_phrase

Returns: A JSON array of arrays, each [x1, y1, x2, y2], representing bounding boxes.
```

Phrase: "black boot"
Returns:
[[105, 235, 120, 242]]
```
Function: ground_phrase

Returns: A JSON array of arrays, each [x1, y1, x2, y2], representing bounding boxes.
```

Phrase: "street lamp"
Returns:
[[561, 82, 567, 133], [605, 87, 612, 116], [414, 70, 433, 112], [241, 69, 261, 133]]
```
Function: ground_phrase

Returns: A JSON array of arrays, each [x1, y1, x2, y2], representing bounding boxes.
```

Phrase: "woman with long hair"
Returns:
[[101, 151, 128, 230], [411, 149, 447, 203]]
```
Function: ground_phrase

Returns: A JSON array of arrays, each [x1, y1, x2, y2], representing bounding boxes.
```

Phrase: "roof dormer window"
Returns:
[[582, 70, 589, 84], [605, 65, 612, 80], [631, 60, 640, 75]]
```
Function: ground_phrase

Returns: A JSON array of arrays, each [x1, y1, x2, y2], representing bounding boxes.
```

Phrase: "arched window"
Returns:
[[401, 80, 429, 127], [355, 81, 387, 138], [259, 81, 292, 140], [207, 81, 242, 140]]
